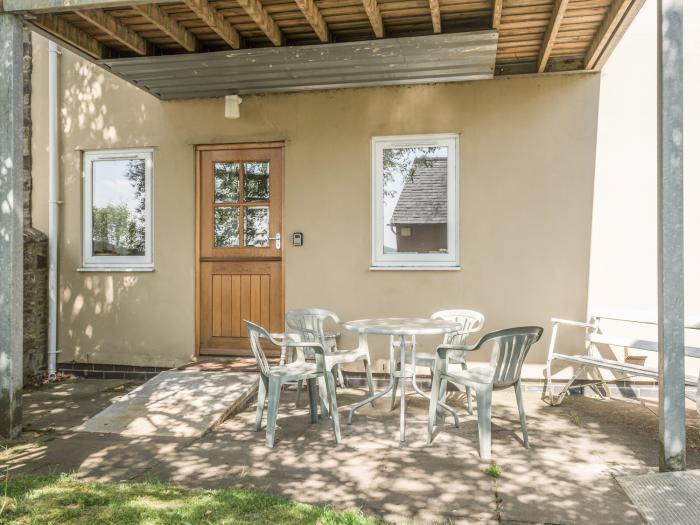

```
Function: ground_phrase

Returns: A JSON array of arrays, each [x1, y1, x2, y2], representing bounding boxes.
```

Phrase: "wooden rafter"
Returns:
[[34, 13, 104, 58], [537, 0, 569, 73], [132, 3, 197, 52], [428, 0, 441, 34], [2, 0, 172, 12], [237, 0, 283, 46], [361, 0, 384, 38], [589, 0, 644, 70], [74, 8, 148, 55], [294, 0, 329, 43], [492, 0, 502, 30], [584, 0, 634, 69], [183, 0, 241, 49]]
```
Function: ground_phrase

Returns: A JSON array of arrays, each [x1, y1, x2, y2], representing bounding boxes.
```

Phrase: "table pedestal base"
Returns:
[[347, 335, 459, 442]]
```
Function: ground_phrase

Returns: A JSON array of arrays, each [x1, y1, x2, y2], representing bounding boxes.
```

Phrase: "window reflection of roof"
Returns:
[[391, 158, 448, 225]]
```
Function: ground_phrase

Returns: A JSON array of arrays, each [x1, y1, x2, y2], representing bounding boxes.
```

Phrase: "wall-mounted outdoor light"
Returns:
[[224, 95, 243, 119]]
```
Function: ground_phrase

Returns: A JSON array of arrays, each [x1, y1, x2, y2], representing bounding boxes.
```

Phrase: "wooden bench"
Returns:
[[544, 310, 700, 412]]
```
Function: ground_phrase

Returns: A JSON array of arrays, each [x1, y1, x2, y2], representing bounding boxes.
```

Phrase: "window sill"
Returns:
[[369, 265, 461, 271], [77, 267, 155, 273]]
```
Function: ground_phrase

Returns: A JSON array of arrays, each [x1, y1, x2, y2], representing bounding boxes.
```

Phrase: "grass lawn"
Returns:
[[0, 474, 381, 525]]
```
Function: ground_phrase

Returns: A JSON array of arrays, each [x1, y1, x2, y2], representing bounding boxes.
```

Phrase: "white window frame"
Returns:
[[82, 148, 154, 271], [371, 134, 459, 269]]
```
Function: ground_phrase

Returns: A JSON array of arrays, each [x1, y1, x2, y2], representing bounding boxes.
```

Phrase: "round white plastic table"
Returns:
[[343, 317, 461, 442]]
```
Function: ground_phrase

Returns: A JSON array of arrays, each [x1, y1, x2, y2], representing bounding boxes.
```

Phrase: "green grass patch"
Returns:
[[568, 410, 581, 426], [0, 474, 382, 525], [482, 462, 502, 479]]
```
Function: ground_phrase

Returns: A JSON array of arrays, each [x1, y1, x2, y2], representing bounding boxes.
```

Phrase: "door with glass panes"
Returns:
[[197, 144, 284, 355]]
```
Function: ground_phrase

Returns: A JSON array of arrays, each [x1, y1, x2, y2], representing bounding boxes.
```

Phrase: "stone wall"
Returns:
[[23, 28, 48, 380], [24, 228, 48, 379]]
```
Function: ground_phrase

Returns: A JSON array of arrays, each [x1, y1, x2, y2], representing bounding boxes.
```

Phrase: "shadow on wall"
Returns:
[[60, 274, 141, 363], [60, 58, 156, 145], [55, 51, 167, 366]]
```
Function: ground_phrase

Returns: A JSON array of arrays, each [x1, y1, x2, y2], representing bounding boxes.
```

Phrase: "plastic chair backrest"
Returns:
[[285, 308, 340, 344], [245, 320, 273, 377], [431, 309, 485, 345], [475, 326, 543, 388]]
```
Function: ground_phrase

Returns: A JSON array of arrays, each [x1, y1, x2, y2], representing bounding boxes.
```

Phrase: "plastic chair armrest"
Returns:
[[436, 343, 478, 359]]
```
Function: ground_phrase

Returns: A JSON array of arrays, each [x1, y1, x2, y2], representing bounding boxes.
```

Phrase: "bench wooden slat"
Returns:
[[587, 333, 700, 359], [552, 353, 698, 386]]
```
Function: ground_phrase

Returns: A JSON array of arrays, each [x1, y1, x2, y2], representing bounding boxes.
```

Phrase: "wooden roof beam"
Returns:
[[588, 0, 645, 70], [537, 0, 569, 73], [132, 3, 197, 52], [294, 0, 329, 43], [237, 0, 283, 46], [584, 0, 634, 69], [492, 0, 502, 30], [183, 0, 241, 49], [428, 0, 441, 34], [2, 0, 172, 13], [34, 13, 104, 58], [361, 0, 384, 38], [74, 8, 148, 55]]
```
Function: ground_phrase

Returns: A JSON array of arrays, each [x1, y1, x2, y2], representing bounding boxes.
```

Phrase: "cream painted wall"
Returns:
[[31, 33, 601, 375], [587, 1, 700, 376]]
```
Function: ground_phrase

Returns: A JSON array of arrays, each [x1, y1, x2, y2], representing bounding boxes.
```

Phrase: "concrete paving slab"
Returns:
[[75, 371, 257, 438], [22, 378, 137, 433], [145, 391, 498, 523], [8, 377, 700, 524], [4, 431, 184, 481]]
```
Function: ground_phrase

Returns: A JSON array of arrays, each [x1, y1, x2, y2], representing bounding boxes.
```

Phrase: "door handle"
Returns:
[[269, 233, 281, 249]]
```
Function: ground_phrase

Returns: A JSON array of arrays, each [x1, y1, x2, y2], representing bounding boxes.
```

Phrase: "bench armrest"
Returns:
[[551, 318, 597, 329], [545, 318, 597, 373]]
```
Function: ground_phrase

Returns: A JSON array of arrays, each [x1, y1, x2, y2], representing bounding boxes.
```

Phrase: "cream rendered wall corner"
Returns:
[[588, 1, 700, 375]]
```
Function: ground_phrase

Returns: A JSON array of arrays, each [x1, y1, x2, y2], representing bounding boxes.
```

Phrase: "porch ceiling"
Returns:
[[5, 0, 645, 98]]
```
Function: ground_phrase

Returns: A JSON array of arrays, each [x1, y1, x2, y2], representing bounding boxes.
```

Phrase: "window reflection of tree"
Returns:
[[215, 208, 239, 247], [245, 207, 269, 247], [244, 162, 270, 201], [382, 147, 439, 199], [92, 159, 146, 256], [214, 162, 240, 202]]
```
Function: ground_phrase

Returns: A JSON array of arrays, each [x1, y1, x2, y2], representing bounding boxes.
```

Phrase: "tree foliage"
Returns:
[[382, 147, 439, 198], [92, 159, 146, 256]]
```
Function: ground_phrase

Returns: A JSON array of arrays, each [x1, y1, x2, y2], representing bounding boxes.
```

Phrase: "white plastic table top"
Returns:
[[343, 317, 461, 336]]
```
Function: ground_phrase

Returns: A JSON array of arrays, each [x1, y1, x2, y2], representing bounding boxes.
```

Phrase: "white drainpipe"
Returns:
[[48, 40, 61, 379]]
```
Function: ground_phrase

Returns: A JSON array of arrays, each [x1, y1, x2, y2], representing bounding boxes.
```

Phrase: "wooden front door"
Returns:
[[197, 143, 284, 355]]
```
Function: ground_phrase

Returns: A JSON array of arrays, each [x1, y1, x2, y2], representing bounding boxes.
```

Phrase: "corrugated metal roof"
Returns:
[[391, 158, 447, 225], [101, 31, 497, 99]]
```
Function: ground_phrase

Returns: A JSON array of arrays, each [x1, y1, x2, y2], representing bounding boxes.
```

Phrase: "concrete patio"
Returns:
[[3, 377, 700, 524]]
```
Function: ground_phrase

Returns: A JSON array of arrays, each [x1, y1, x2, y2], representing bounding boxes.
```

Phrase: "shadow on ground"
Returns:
[[3, 378, 700, 524]]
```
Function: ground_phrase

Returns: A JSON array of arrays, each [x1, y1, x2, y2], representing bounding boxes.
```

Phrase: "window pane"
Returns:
[[382, 146, 448, 254], [244, 162, 270, 202], [92, 158, 146, 257], [214, 162, 240, 202], [244, 206, 269, 247], [214, 207, 240, 247]]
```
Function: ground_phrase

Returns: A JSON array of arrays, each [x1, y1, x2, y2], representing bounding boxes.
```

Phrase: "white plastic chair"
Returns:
[[285, 308, 375, 414], [390, 309, 485, 413], [246, 320, 341, 448], [427, 326, 543, 459]]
